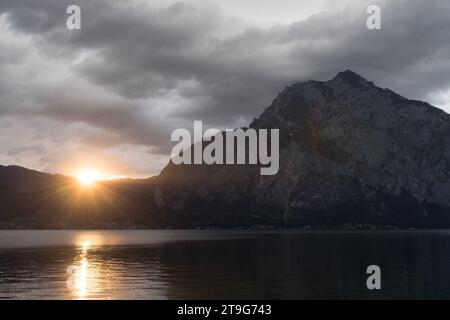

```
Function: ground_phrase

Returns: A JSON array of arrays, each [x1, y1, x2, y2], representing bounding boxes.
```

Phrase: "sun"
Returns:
[[76, 170, 103, 186]]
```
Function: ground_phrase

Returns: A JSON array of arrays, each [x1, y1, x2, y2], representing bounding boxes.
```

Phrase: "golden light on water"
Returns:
[[65, 232, 167, 299], [67, 235, 106, 299], [75, 234, 104, 247], [81, 240, 90, 253], [78, 257, 88, 298]]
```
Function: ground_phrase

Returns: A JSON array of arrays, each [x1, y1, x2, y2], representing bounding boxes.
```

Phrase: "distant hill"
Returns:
[[1, 70, 450, 229], [0, 165, 155, 228]]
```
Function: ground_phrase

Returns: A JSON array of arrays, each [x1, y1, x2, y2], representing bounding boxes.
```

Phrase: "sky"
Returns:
[[1, 0, 450, 178]]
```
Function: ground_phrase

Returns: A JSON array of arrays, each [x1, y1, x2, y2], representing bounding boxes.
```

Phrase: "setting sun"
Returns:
[[76, 170, 103, 186]]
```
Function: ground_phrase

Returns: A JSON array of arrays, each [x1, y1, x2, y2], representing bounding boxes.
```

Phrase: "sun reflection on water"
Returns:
[[64, 232, 168, 299], [67, 237, 106, 299], [81, 240, 90, 252], [77, 257, 88, 298]]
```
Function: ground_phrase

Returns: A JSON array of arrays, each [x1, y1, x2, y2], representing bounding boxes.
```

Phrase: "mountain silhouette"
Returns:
[[2, 70, 450, 228]]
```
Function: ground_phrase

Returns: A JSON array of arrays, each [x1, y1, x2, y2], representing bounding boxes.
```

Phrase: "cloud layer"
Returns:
[[1, 0, 450, 176]]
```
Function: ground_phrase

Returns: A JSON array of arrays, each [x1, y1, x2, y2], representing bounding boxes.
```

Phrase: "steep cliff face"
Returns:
[[2, 70, 450, 228], [155, 70, 450, 227]]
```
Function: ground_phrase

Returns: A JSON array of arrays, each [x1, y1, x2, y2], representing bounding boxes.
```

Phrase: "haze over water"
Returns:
[[1, 230, 450, 299]]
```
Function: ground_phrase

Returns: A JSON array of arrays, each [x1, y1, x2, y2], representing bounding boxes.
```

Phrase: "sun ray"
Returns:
[[76, 170, 103, 186]]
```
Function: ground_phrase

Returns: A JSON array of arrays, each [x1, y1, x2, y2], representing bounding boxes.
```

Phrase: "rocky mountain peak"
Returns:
[[253, 70, 377, 129], [156, 70, 450, 228], [330, 69, 371, 86], [323, 69, 376, 97]]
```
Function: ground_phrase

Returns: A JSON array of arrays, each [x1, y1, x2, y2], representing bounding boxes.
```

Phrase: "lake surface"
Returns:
[[1, 229, 450, 299]]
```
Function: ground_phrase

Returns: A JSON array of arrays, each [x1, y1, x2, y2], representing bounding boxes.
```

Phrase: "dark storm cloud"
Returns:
[[3, 0, 450, 113], [1, 0, 450, 174], [31, 98, 168, 148], [7, 144, 46, 156]]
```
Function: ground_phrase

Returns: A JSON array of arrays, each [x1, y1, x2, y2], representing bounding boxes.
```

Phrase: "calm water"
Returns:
[[1, 230, 450, 299]]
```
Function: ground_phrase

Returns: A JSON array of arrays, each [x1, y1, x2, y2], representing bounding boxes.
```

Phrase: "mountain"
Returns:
[[1, 70, 450, 229], [0, 165, 154, 228], [152, 70, 450, 228]]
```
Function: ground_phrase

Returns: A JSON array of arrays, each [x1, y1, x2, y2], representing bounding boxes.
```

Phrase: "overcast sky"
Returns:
[[1, 0, 450, 177]]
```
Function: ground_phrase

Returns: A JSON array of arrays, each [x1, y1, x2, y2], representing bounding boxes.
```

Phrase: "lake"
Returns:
[[1, 229, 450, 299]]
